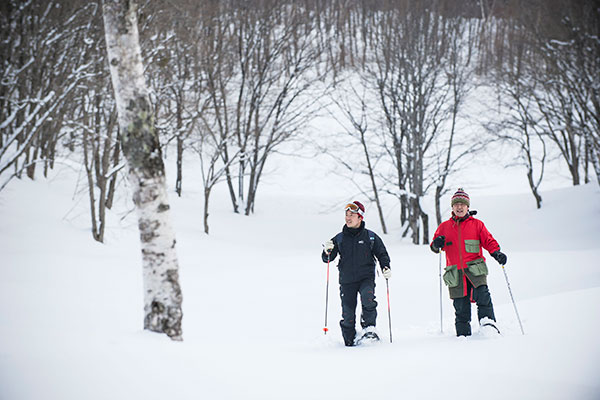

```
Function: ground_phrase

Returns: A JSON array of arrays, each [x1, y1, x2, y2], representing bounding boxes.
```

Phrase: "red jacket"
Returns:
[[432, 213, 500, 272]]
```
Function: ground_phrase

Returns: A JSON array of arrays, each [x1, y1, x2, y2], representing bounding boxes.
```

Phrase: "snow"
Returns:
[[1, 149, 600, 400]]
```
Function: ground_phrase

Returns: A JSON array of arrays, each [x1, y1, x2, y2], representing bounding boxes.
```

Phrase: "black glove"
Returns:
[[491, 250, 507, 265], [432, 235, 445, 250]]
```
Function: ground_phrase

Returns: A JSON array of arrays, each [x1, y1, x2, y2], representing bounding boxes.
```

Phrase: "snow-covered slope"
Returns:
[[1, 159, 599, 399]]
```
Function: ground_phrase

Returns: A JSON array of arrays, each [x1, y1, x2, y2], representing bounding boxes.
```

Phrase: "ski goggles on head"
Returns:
[[344, 203, 364, 217]]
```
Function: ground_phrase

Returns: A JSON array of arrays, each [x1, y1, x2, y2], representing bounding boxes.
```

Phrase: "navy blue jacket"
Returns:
[[322, 221, 391, 284]]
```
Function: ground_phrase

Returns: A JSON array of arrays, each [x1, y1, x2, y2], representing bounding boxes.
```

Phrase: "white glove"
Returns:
[[323, 239, 334, 254], [382, 267, 391, 279]]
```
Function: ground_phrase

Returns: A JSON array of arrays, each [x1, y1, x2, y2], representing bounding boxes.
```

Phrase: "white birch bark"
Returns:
[[102, 0, 183, 340]]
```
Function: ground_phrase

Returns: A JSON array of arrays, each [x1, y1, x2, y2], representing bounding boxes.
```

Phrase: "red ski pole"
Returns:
[[323, 254, 331, 334]]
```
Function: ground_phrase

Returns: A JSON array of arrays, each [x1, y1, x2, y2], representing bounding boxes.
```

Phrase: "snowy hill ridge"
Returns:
[[1, 170, 599, 399]]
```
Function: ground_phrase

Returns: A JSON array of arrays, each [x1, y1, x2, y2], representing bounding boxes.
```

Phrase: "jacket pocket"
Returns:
[[466, 258, 488, 276], [464, 239, 480, 253], [443, 264, 460, 287]]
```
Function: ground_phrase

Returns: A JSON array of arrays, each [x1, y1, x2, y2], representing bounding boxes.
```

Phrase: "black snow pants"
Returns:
[[453, 280, 496, 336], [339, 278, 377, 345]]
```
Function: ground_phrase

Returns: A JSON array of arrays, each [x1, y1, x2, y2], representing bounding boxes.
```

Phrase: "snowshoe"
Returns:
[[355, 327, 380, 345], [478, 317, 501, 337]]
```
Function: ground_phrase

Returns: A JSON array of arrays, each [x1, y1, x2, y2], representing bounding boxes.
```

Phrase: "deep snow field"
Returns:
[[1, 147, 600, 400]]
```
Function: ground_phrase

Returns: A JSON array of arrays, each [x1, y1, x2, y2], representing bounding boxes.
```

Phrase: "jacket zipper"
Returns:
[[457, 219, 468, 296]]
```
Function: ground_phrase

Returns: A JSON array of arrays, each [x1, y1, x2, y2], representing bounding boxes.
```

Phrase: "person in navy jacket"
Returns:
[[322, 201, 391, 346]]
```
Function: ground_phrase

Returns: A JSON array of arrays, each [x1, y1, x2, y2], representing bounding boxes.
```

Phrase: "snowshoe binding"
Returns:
[[479, 317, 501, 337], [355, 327, 380, 345]]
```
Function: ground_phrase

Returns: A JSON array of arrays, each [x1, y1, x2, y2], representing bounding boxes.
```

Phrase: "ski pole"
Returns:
[[502, 264, 525, 335], [386, 278, 393, 343], [438, 252, 443, 334], [323, 253, 330, 335]]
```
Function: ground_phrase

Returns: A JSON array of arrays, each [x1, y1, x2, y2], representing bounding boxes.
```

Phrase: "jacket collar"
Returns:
[[452, 212, 471, 223], [452, 209, 478, 223], [343, 220, 365, 236]]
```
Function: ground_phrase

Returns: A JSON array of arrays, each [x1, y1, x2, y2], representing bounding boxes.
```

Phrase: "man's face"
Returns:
[[452, 202, 469, 218], [345, 210, 362, 228]]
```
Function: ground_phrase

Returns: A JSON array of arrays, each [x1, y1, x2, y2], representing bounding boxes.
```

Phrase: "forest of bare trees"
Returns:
[[2, 0, 599, 244]]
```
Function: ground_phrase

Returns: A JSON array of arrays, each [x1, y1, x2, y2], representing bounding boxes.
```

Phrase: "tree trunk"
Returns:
[[26, 145, 37, 179], [421, 208, 429, 245], [82, 122, 101, 242], [105, 129, 120, 210], [360, 131, 387, 234], [103, 0, 183, 341], [175, 100, 183, 197], [435, 185, 443, 227], [176, 135, 183, 197], [409, 197, 420, 245], [527, 168, 543, 209], [203, 186, 211, 234], [224, 163, 239, 214]]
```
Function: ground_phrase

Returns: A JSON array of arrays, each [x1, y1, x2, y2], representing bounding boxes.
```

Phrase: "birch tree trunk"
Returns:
[[102, 0, 183, 341]]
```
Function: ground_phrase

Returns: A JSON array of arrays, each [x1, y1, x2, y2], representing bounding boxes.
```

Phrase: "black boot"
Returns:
[[340, 321, 356, 347]]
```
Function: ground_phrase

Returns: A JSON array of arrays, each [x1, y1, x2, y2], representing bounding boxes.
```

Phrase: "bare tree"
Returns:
[[220, 1, 324, 215], [192, 122, 240, 234], [327, 79, 388, 233], [369, 4, 453, 244], [78, 78, 121, 243], [432, 17, 480, 226], [141, 0, 211, 198], [532, 62, 584, 187], [490, 54, 547, 209], [485, 0, 599, 188], [102, 0, 183, 341], [0, 1, 97, 190], [531, 2, 599, 187], [187, 1, 244, 229], [65, 8, 124, 243]]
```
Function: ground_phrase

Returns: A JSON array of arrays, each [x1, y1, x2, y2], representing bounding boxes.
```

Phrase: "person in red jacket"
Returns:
[[430, 188, 507, 336]]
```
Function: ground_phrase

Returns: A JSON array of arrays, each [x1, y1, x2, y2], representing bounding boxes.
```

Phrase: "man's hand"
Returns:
[[491, 250, 507, 265], [323, 239, 334, 254], [432, 235, 445, 251], [382, 266, 391, 279]]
